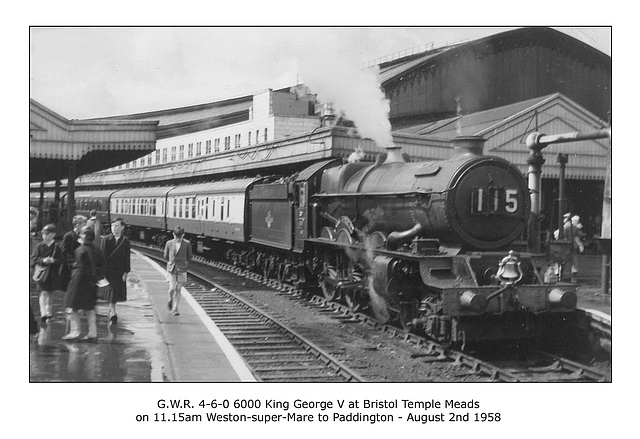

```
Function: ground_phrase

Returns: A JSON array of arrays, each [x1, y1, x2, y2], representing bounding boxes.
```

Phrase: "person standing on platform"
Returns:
[[63, 227, 104, 341], [101, 218, 130, 325], [30, 207, 38, 237], [60, 215, 87, 292], [86, 210, 103, 248], [30, 224, 63, 326], [163, 226, 192, 316], [29, 207, 40, 337]]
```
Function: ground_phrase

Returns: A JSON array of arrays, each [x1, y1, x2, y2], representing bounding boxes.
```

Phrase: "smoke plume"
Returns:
[[292, 32, 394, 148]]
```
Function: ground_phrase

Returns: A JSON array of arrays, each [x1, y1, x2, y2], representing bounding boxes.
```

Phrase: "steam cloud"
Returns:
[[292, 35, 394, 148]]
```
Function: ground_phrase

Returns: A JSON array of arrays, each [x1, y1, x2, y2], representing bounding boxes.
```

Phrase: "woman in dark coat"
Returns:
[[30, 224, 62, 325], [101, 217, 130, 324], [63, 227, 104, 341], [60, 215, 87, 291]]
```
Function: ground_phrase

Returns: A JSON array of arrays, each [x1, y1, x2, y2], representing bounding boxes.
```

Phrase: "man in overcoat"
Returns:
[[163, 226, 192, 316], [101, 217, 131, 324]]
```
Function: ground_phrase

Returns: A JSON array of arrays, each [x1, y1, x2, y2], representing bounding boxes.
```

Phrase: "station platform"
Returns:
[[29, 251, 611, 382], [29, 250, 256, 382]]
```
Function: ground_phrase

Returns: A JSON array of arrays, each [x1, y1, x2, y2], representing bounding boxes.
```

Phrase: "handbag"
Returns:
[[32, 264, 49, 283], [96, 280, 113, 302]]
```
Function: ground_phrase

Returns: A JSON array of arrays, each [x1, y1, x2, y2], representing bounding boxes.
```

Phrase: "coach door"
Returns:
[[194, 197, 205, 253]]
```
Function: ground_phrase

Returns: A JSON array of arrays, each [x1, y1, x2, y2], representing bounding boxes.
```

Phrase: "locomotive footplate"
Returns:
[[307, 238, 447, 261]]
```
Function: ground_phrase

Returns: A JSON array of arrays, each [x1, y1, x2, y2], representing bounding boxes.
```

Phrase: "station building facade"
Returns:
[[97, 87, 320, 173]]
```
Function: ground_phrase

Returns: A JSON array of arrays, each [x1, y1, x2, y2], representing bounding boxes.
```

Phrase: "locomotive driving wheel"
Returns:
[[344, 290, 362, 312], [320, 266, 339, 301], [344, 264, 367, 312]]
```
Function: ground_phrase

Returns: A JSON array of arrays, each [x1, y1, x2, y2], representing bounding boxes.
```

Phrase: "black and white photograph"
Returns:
[[18, 11, 628, 437]]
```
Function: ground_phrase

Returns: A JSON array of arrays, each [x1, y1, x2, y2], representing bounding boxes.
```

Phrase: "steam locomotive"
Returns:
[[32, 136, 577, 346]]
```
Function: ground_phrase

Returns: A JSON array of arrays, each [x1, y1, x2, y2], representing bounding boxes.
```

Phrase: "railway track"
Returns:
[[182, 280, 364, 382], [477, 349, 611, 382], [133, 243, 610, 383]]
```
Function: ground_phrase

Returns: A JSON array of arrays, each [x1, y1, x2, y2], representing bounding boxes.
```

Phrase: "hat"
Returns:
[[173, 226, 185, 236], [80, 226, 95, 242], [41, 224, 56, 234], [571, 215, 582, 228], [72, 215, 87, 228]]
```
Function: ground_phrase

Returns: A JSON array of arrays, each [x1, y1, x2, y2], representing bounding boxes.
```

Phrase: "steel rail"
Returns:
[[134, 244, 365, 382]]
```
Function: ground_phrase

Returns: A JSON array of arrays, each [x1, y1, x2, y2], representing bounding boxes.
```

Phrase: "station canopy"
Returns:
[[29, 99, 159, 183]]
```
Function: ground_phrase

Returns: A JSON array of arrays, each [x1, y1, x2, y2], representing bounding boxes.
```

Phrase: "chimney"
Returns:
[[315, 102, 336, 127], [451, 136, 485, 157], [383, 145, 406, 164]]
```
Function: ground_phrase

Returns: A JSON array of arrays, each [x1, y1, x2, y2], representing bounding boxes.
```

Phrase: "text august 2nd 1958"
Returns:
[[135, 398, 501, 424]]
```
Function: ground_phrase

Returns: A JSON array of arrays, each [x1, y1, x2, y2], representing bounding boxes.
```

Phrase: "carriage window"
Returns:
[[185, 198, 190, 219], [179, 198, 183, 218], [220, 197, 224, 220], [173, 199, 177, 218], [227, 199, 230, 218], [192, 197, 197, 218]]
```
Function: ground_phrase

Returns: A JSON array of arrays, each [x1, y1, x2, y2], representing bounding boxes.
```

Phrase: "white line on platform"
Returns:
[[136, 251, 257, 382]]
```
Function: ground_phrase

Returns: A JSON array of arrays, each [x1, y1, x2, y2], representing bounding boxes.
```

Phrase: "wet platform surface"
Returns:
[[29, 251, 254, 382], [30, 264, 169, 382]]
